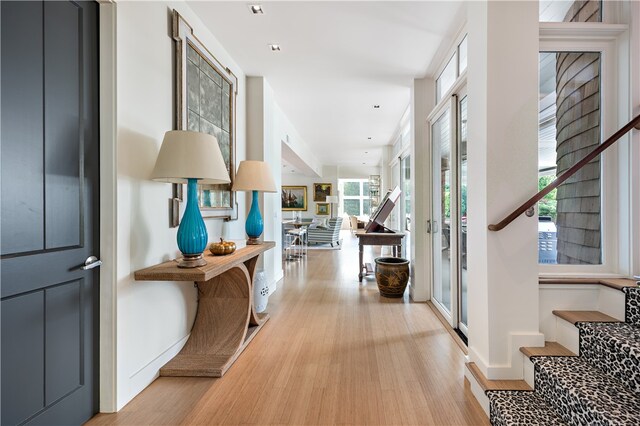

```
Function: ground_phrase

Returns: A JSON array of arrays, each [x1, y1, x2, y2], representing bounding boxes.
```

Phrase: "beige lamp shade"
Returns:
[[326, 195, 339, 203], [232, 160, 277, 193], [151, 130, 231, 184]]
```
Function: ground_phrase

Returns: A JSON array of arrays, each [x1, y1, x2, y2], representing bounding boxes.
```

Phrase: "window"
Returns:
[[458, 35, 468, 75], [436, 54, 457, 103], [343, 181, 361, 196], [539, 0, 602, 23], [538, 51, 602, 265], [436, 34, 468, 104], [339, 179, 370, 218], [401, 156, 411, 231]]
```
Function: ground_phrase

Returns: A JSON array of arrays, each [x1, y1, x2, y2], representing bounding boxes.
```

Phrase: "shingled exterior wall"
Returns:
[[564, 0, 602, 23], [553, 0, 603, 265]]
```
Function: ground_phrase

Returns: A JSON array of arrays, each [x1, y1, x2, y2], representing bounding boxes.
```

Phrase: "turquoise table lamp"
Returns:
[[151, 131, 230, 267], [232, 161, 277, 245]]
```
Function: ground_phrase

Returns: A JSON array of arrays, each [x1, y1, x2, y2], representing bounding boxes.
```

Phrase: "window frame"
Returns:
[[434, 29, 469, 105], [538, 24, 627, 276]]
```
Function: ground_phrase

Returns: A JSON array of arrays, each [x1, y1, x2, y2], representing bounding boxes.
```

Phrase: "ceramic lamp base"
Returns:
[[246, 237, 262, 245], [177, 253, 207, 268]]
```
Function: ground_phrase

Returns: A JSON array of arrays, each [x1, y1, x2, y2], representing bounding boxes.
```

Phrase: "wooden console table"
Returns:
[[134, 242, 275, 377], [355, 231, 405, 282]]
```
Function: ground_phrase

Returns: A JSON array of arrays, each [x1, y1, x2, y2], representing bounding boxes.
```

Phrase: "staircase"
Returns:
[[486, 286, 640, 425]]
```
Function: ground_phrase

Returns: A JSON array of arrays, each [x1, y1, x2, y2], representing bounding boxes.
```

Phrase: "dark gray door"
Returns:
[[1, 1, 99, 424]]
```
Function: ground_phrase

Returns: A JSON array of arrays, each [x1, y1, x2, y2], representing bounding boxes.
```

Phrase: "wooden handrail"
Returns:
[[488, 114, 640, 231]]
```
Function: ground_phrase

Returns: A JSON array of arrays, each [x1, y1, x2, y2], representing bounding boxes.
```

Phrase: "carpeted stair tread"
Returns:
[[486, 390, 567, 426], [533, 356, 640, 425], [520, 341, 576, 358], [623, 287, 640, 325], [552, 310, 620, 325], [577, 322, 640, 393]]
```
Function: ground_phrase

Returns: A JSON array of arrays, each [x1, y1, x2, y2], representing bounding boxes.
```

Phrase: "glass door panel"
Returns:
[[401, 155, 411, 255], [458, 95, 468, 331], [432, 108, 452, 314], [390, 162, 400, 231]]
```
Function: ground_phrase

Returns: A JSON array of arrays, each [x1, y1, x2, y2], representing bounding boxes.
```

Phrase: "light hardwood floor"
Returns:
[[88, 232, 488, 425]]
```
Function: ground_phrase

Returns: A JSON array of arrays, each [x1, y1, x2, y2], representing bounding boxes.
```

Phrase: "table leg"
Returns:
[[359, 243, 364, 282]]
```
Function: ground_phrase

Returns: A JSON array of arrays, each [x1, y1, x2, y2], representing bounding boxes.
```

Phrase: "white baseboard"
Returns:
[[117, 334, 189, 411], [468, 332, 544, 380], [269, 269, 283, 296], [464, 365, 490, 417]]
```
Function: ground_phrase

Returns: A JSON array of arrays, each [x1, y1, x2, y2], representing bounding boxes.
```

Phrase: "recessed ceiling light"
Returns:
[[373, 105, 380, 109], [248, 4, 264, 14], [269, 44, 281, 52]]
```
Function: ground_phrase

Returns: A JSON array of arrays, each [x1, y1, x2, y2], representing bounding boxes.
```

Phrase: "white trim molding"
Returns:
[[98, 0, 118, 413]]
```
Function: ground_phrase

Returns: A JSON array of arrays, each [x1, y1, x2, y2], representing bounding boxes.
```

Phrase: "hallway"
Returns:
[[89, 233, 488, 425]]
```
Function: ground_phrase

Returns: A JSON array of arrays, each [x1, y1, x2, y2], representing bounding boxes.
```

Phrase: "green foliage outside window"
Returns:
[[538, 175, 557, 221], [344, 199, 361, 216], [443, 184, 451, 219], [344, 182, 361, 196], [363, 199, 371, 215]]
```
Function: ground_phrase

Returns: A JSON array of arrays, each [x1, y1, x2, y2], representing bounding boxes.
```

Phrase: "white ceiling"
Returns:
[[188, 1, 464, 168]]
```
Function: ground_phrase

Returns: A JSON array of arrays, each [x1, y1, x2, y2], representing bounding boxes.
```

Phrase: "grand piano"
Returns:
[[356, 186, 405, 282]]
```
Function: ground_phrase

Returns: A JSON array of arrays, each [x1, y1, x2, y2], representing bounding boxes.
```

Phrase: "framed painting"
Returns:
[[171, 10, 238, 225], [282, 186, 307, 211], [316, 203, 330, 216], [313, 183, 332, 202]]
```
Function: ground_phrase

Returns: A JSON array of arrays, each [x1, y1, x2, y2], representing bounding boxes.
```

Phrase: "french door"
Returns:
[[430, 88, 468, 337]]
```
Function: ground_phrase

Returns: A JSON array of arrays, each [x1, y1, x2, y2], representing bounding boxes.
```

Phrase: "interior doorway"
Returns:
[[1, 1, 100, 423]]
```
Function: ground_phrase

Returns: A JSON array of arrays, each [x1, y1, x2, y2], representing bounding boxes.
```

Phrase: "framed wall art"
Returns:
[[281, 186, 307, 211], [171, 10, 238, 225], [315, 203, 330, 216], [313, 183, 332, 202]]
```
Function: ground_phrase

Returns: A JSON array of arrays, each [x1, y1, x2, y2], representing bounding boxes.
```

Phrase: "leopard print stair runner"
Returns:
[[487, 286, 640, 425]]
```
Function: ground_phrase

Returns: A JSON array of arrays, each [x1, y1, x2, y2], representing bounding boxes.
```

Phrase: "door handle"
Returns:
[[81, 256, 102, 270]]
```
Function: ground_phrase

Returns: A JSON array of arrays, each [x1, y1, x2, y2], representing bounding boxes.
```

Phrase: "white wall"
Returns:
[[409, 77, 435, 302], [114, 1, 247, 410], [466, 0, 543, 382], [246, 77, 284, 291], [628, 0, 640, 277], [280, 117, 323, 177], [337, 164, 381, 180]]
